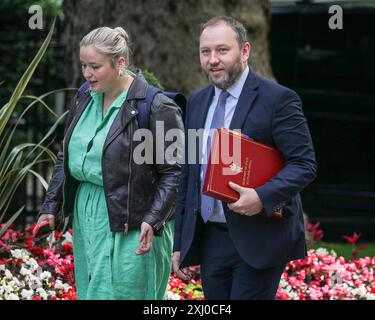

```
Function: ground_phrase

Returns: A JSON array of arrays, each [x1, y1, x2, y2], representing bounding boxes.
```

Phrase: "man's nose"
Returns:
[[208, 52, 219, 65]]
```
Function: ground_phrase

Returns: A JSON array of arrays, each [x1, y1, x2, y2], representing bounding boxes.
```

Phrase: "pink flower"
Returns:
[[342, 232, 361, 245], [306, 221, 324, 242], [0, 240, 11, 251]]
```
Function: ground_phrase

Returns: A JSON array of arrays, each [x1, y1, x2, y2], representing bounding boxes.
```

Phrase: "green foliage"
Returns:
[[0, 0, 64, 107], [0, 0, 61, 16], [0, 20, 67, 237], [310, 242, 375, 260], [142, 70, 164, 90]]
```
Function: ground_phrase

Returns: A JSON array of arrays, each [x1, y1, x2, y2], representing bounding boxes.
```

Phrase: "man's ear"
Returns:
[[242, 42, 251, 62]]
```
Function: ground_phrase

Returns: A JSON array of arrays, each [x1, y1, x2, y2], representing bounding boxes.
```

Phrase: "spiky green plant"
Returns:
[[0, 19, 69, 237]]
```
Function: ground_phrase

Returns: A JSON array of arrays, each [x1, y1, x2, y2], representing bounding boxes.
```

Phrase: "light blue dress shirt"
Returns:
[[201, 66, 250, 223]]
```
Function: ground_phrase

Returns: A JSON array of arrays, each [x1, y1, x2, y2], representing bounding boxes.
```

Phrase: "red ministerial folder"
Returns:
[[202, 128, 285, 217]]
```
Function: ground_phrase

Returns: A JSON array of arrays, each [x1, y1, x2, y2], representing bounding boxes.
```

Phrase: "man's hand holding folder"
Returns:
[[227, 181, 263, 216], [202, 128, 285, 219]]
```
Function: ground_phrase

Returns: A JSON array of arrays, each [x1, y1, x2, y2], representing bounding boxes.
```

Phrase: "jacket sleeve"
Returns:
[[172, 95, 192, 251], [39, 94, 78, 216], [142, 94, 185, 235], [255, 89, 318, 217]]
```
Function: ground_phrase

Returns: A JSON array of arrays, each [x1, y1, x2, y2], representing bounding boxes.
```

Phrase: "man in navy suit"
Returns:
[[172, 16, 317, 300]]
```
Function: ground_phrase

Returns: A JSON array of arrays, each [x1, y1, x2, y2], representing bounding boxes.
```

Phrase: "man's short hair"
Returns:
[[200, 16, 248, 47]]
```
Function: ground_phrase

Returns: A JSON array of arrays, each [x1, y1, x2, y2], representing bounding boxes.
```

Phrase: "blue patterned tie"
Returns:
[[201, 90, 230, 223]]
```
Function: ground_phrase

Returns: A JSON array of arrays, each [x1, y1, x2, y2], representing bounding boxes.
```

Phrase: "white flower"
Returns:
[[48, 290, 56, 297], [6, 293, 20, 300], [28, 275, 42, 290], [4, 269, 13, 280], [352, 285, 368, 299], [54, 280, 62, 287], [8, 281, 18, 289], [20, 266, 31, 277], [21, 289, 34, 300], [25, 258, 40, 272], [54, 280, 70, 293], [0, 265, 5, 272], [40, 271, 52, 281], [14, 278, 25, 289], [36, 287, 48, 300], [10, 249, 30, 260], [165, 291, 181, 300], [315, 248, 329, 257], [36, 287, 46, 294], [62, 231, 73, 245]]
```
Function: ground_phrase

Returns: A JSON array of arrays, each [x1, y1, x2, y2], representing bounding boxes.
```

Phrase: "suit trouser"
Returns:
[[200, 221, 286, 300]]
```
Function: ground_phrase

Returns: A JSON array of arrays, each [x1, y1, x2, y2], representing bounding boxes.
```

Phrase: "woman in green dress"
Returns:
[[37, 27, 184, 299]]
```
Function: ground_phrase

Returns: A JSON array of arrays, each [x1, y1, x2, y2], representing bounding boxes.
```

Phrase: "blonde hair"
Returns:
[[80, 26, 131, 69]]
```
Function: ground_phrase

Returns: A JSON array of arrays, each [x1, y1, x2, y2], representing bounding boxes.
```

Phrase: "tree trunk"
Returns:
[[62, 0, 274, 95]]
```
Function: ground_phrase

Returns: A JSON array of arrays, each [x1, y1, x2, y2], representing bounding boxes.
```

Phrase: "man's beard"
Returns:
[[207, 57, 243, 90]]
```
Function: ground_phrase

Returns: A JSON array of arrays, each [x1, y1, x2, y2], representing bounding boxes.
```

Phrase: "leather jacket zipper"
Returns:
[[124, 120, 134, 235], [155, 202, 175, 232]]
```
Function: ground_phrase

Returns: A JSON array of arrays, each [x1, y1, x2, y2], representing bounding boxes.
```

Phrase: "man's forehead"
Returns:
[[200, 24, 237, 47], [201, 21, 235, 34]]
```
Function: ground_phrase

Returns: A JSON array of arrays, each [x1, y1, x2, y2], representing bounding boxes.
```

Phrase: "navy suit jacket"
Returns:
[[173, 70, 317, 269]]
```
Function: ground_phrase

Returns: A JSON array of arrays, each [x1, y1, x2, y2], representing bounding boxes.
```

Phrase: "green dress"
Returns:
[[68, 90, 173, 300]]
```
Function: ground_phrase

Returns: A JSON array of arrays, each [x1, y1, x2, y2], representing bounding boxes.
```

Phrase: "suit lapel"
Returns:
[[193, 86, 214, 180], [229, 71, 259, 130], [194, 86, 214, 130]]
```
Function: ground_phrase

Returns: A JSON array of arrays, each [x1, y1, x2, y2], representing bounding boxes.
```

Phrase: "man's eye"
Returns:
[[92, 66, 99, 70], [219, 48, 228, 54], [201, 50, 210, 56]]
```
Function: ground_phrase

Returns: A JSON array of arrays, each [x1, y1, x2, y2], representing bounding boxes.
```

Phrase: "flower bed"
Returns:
[[0, 225, 75, 300], [1, 224, 375, 300], [277, 248, 375, 300]]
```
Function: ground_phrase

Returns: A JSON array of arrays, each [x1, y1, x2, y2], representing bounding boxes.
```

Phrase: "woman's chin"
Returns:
[[89, 85, 102, 92]]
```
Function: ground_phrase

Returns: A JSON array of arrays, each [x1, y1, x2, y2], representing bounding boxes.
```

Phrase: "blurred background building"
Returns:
[[270, 0, 375, 240]]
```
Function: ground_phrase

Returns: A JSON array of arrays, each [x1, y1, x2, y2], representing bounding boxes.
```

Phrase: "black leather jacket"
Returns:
[[40, 76, 184, 235]]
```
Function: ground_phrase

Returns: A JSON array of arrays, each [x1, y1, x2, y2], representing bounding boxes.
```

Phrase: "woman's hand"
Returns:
[[37, 213, 55, 230], [135, 222, 154, 255]]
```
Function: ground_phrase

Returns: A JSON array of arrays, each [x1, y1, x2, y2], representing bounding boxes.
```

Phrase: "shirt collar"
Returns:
[[89, 90, 128, 110], [214, 66, 250, 100]]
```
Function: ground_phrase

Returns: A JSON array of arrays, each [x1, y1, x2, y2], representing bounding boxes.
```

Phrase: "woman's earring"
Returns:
[[118, 69, 123, 77]]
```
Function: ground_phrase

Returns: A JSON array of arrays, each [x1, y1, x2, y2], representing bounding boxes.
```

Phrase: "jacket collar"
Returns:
[[103, 75, 148, 151], [229, 69, 259, 130], [66, 76, 147, 154], [125, 75, 149, 101], [196, 86, 215, 130]]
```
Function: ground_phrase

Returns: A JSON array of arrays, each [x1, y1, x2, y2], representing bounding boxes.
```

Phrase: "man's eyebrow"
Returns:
[[200, 44, 230, 49]]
